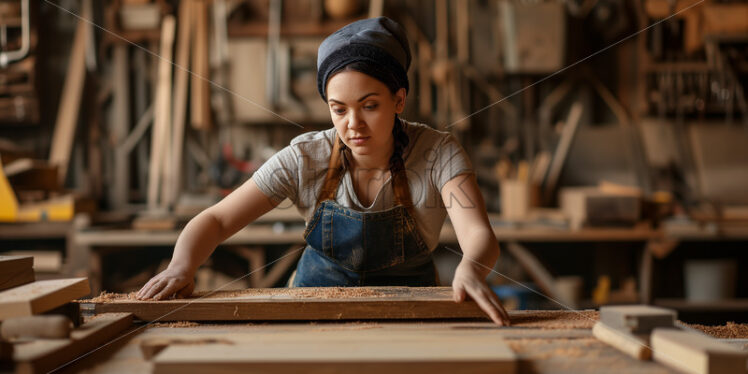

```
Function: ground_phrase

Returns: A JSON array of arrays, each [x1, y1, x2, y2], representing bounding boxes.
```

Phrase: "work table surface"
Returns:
[[57, 310, 723, 374]]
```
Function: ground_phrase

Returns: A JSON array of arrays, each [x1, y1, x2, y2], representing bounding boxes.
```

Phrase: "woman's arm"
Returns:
[[441, 173, 511, 325], [136, 178, 280, 300]]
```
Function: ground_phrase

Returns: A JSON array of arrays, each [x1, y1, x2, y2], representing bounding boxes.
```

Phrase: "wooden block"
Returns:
[[0, 256, 35, 291], [0, 278, 90, 320], [1, 315, 72, 340], [153, 329, 517, 374], [12, 313, 133, 374], [43, 302, 82, 327], [132, 215, 176, 231], [651, 328, 748, 374], [592, 321, 651, 360], [3, 251, 62, 273], [560, 187, 641, 230], [89, 287, 488, 322], [599, 305, 675, 334]]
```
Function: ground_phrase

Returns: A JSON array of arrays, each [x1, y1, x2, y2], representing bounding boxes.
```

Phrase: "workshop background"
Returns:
[[0, 0, 747, 326]]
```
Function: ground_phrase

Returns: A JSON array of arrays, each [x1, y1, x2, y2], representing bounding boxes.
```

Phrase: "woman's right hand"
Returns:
[[136, 265, 195, 300]]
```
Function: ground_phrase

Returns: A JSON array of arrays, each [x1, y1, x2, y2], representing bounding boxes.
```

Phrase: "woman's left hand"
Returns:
[[452, 260, 511, 326]]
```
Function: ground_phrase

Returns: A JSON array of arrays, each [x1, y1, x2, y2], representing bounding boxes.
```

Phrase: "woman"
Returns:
[[137, 17, 510, 325]]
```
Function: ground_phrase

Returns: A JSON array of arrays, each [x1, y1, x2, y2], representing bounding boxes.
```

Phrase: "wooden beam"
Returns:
[[651, 327, 748, 374], [0, 278, 90, 320], [152, 329, 517, 374], [48, 6, 90, 185], [543, 101, 583, 201], [166, 0, 193, 208], [592, 321, 651, 360], [0, 255, 34, 291], [89, 287, 488, 322], [110, 44, 131, 210], [599, 305, 675, 334], [147, 16, 176, 210], [190, 0, 211, 130], [12, 313, 133, 374]]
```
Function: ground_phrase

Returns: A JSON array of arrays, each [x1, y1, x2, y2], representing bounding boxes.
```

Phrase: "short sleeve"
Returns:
[[430, 133, 474, 191], [252, 144, 300, 204]]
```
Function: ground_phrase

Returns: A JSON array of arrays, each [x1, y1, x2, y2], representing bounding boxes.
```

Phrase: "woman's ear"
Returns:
[[394, 88, 407, 113]]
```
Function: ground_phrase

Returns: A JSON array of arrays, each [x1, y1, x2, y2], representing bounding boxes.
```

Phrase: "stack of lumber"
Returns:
[[0, 256, 133, 374], [593, 305, 748, 374]]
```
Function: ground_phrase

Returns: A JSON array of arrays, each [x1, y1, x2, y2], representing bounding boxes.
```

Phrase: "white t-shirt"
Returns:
[[252, 120, 474, 251]]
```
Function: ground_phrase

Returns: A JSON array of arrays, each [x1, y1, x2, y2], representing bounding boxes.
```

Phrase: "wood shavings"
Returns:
[[87, 287, 391, 303], [686, 321, 748, 339], [510, 310, 598, 329], [147, 321, 201, 328], [88, 291, 138, 303]]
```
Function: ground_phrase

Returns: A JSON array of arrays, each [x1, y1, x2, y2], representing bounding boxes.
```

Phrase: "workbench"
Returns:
[[56, 310, 712, 374], [67, 214, 748, 312]]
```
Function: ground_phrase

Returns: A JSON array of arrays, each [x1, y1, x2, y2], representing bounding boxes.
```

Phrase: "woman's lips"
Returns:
[[349, 136, 370, 145]]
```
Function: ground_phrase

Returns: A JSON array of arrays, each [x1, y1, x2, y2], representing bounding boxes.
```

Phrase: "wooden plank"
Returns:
[[592, 321, 651, 360], [544, 101, 583, 201], [48, 7, 90, 185], [89, 287, 488, 322], [147, 16, 176, 210], [651, 328, 748, 374], [0, 278, 90, 320], [12, 313, 133, 374], [152, 328, 517, 374], [0, 256, 34, 291], [190, 0, 211, 130], [110, 44, 131, 210], [599, 305, 675, 334], [166, 0, 192, 208]]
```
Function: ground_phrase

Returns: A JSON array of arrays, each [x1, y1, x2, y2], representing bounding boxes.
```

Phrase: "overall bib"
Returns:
[[291, 133, 438, 287]]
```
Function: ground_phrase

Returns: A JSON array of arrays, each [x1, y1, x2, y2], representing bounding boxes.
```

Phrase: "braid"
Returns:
[[389, 116, 409, 173]]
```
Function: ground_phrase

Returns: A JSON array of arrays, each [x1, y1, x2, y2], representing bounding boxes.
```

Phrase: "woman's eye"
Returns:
[[332, 108, 346, 115], [364, 104, 378, 110]]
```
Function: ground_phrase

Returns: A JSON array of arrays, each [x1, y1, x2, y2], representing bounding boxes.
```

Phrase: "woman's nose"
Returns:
[[347, 111, 364, 129]]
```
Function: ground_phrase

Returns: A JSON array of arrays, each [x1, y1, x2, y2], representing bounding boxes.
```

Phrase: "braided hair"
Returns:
[[331, 61, 410, 173]]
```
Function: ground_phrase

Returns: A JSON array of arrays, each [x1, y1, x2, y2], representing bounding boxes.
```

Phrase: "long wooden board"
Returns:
[[651, 327, 748, 374], [12, 313, 133, 374], [0, 256, 34, 291], [152, 328, 517, 374], [0, 278, 90, 320], [89, 287, 488, 321]]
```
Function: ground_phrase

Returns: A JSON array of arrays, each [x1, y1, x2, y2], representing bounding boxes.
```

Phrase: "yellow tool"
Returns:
[[0, 158, 73, 222]]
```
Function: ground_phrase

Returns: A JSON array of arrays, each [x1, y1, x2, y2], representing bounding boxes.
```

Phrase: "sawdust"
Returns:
[[88, 291, 138, 303], [88, 287, 389, 302], [147, 321, 201, 328], [510, 310, 598, 329], [687, 321, 748, 339]]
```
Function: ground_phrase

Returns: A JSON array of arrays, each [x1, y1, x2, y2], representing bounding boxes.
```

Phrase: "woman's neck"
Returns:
[[349, 139, 394, 171]]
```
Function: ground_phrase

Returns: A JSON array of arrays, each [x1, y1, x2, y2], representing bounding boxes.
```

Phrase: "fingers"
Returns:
[[153, 279, 179, 300], [458, 280, 510, 326], [176, 281, 195, 298], [452, 283, 466, 303]]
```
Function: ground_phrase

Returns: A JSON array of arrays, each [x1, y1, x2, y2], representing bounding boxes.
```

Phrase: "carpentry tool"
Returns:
[[1, 315, 72, 340], [0, 159, 74, 222]]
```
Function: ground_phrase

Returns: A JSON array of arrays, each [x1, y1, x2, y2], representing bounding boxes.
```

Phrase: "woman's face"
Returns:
[[326, 71, 406, 159]]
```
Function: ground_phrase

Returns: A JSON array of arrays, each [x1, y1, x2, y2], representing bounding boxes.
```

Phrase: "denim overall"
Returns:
[[291, 134, 438, 287]]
